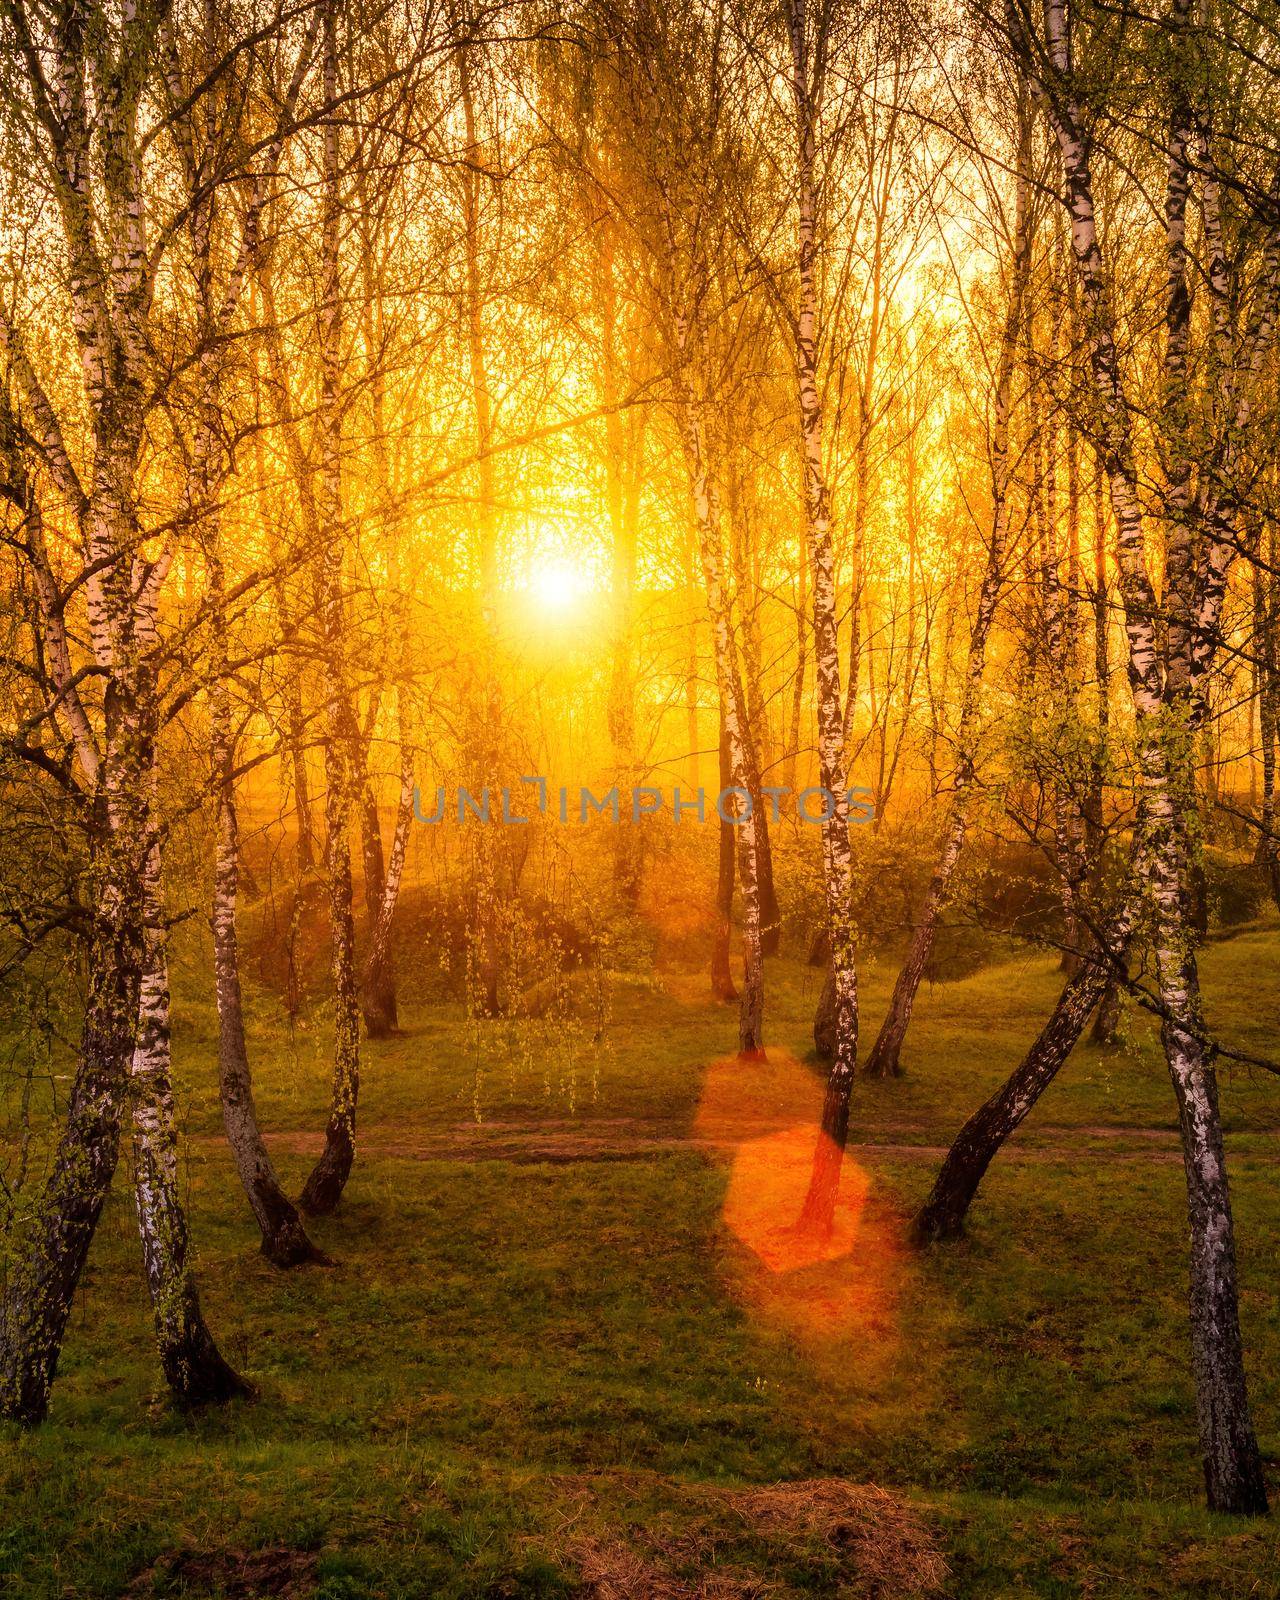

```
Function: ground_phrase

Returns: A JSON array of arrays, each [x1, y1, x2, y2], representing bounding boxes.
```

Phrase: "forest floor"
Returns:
[[2, 929, 1279, 1598]]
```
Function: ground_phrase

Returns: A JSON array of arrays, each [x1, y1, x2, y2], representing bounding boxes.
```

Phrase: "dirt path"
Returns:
[[189, 1117, 1278, 1167]]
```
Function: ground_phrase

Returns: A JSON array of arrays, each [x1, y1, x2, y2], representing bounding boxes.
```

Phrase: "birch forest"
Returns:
[[0, 0, 1278, 1592]]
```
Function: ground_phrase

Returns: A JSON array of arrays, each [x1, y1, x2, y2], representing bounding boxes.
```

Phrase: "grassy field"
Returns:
[[1, 929, 1278, 1597]]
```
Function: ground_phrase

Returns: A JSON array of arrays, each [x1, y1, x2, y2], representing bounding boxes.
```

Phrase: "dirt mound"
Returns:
[[124, 1545, 317, 1598], [568, 1476, 945, 1599], [574, 1535, 773, 1599], [727, 1480, 946, 1594]]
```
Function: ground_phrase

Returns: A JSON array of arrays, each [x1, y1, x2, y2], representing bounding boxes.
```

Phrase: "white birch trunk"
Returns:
[[1019, 0, 1268, 1513], [783, 0, 857, 1229], [300, 0, 362, 1215]]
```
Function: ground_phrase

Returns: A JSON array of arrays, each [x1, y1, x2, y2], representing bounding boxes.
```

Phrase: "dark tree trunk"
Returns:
[[357, 770, 399, 1038], [910, 926, 1126, 1244], [362, 723, 414, 1040], [1090, 971, 1122, 1045], [1252, 549, 1280, 908], [148, 1290, 247, 1408], [205, 532, 324, 1266], [598, 220, 644, 908], [284, 666, 317, 877], [785, 544, 807, 797], [711, 708, 738, 1002], [673, 319, 766, 1059], [745, 741, 781, 957], [798, 1051, 854, 1234], [863, 874, 942, 1080], [214, 785, 328, 1267], [813, 963, 836, 1059]]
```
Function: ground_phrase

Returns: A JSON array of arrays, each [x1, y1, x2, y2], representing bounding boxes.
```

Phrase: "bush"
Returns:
[[923, 922, 999, 982], [1202, 851, 1268, 929]]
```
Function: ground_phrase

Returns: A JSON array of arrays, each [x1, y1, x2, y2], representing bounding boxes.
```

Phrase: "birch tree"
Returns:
[[965, 0, 1279, 1512], [0, 0, 305, 1417], [773, 0, 861, 1228]]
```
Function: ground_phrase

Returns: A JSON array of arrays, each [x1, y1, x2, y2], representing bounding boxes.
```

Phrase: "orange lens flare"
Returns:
[[694, 1050, 904, 1354]]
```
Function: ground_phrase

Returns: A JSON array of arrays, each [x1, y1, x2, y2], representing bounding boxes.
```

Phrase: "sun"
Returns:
[[532, 560, 588, 612]]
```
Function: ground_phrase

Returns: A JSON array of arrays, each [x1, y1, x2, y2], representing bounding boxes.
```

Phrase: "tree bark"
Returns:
[[1252, 548, 1280, 906], [0, 808, 146, 1422], [361, 707, 414, 1037], [1090, 973, 1122, 1045], [1014, 0, 1270, 1511], [300, 0, 361, 1215], [784, 0, 859, 1234], [1161, 953, 1268, 1513], [129, 844, 250, 1405], [211, 702, 327, 1266], [911, 902, 1132, 1244], [712, 706, 739, 1002], [352, 728, 399, 1039], [785, 540, 808, 798], [725, 471, 781, 955]]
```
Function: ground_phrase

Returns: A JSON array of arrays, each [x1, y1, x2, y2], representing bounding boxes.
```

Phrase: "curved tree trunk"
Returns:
[[0, 834, 145, 1423], [203, 481, 325, 1265], [910, 921, 1127, 1244], [862, 818, 957, 1081]]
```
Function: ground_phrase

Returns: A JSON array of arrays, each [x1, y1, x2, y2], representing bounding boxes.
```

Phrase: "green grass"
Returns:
[[1, 932, 1278, 1597]]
